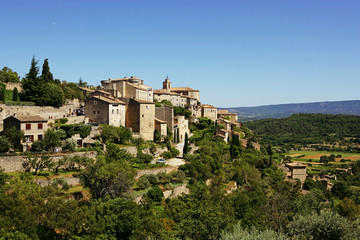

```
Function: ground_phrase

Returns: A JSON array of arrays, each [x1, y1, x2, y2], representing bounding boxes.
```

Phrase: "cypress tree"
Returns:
[[0, 84, 5, 102], [41, 58, 54, 84], [12, 87, 19, 102], [176, 129, 180, 144], [183, 132, 189, 155]]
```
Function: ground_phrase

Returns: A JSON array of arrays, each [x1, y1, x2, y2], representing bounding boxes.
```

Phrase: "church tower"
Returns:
[[163, 76, 172, 92]]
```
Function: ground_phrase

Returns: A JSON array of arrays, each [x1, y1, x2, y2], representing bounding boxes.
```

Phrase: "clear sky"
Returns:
[[0, 0, 359, 107]]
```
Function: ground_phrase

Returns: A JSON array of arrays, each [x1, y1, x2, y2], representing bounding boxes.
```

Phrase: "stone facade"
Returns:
[[3, 115, 48, 151], [101, 76, 153, 102], [155, 106, 174, 131], [85, 95, 126, 127], [285, 163, 307, 183], [122, 98, 155, 141], [200, 104, 217, 122], [0, 99, 82, 132], [155, 118, 167, 136], [217, 109, 238, 123], [174, 115, 189, 143]]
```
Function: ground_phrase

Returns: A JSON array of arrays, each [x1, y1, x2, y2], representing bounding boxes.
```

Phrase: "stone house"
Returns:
[[285, 162, 307, 183], [155, 118, 167, 137], [155, 106, 174, 131], [3, 115, 48, 151], [217, 109, 238, 123], [101, 76, 153, 102], [214, 129, 229, 143], [121, 98, 155, 141], [174, 115, 189, 143], [200, 104, 218, 122], [85, 95, 126, 127], [154, 77, 200, 107]]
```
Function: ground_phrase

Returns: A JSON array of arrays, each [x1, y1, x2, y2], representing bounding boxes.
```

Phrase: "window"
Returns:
[[93, 101, 97, 105], [97, 111, 100, 114], [117, 109, 119, 114], [26, 124, 31, 130], [25, 135, 34, 142], [93, 111, 96, 115], [142, 114, 144, 117], [146, 105, 149, 109], [38, 123, 43, 130], [112, 109, 114, 114], [38, 134, 43, 140]]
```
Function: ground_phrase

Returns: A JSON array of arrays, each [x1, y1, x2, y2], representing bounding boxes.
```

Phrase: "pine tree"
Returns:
[[12, 87, 19, 101], [183, 132, 189, 155], [21, 56, 40, 103]]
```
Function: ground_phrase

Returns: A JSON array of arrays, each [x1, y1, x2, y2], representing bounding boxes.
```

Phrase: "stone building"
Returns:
[[155, 106, 174, 131], [154, 77, 200, 107], [85, 95, 126, 127], [285, 163, 307, 183], [3, 115, 48, 151], [200, 104, 218, 122], [155, 118, 167, 137], [217, 109, 238, 123], [121, 98, 155, 141], [101, 76, 153, 102], [174, 115, 189, 143]]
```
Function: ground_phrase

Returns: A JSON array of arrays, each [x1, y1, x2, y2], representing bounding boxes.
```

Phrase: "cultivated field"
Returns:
[[285, 150, 360, 164]]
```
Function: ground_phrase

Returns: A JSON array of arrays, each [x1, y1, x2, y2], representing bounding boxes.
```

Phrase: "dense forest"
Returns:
[[244, 114, 360, 151], [2, 119, 360, 239]]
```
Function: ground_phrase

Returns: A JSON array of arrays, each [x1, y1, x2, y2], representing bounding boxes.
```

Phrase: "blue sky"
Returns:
[[0, 0, 359, 107]]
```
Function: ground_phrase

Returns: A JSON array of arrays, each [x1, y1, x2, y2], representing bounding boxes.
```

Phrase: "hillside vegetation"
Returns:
[[244, 114, 360, 151]]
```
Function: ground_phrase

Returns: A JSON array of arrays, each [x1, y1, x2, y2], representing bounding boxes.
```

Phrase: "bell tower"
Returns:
[[163, 76, 172, 92]]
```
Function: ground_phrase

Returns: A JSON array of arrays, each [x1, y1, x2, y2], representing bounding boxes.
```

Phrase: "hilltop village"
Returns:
[[1, 75, 246, 152]]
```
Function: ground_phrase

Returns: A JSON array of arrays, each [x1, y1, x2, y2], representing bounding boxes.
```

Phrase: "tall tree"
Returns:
[[21, 56, 40, 103], [40, 59, 54, 84], [183, 132, 189, 155], [12, 87, 19, 101]]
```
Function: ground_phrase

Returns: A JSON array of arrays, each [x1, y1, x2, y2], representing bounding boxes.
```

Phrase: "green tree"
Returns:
[[287, 211, 360, 240], [40, 58, 54, 84], [22, 154, 54, 175], [78, 77, 87, 87], [42, 83, 65, 107], [12, 87, 19, 101], [43, 129, 61, 151], [21, 56, 40, 103], [0, 136, 11, 153], [147, 185, 164, 202], [81, 157, 136, 199], [0, 83, 5, 102], [0, 66, 20, 82], [183, 132, 189, 155], [62, 139, 77, 152], [154, 129, 161, 143], [4, 126, 24, 150], [222, 222, 288, 240]]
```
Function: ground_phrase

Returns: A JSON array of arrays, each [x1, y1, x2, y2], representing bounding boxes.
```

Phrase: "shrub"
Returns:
[[0, 136, 11, 153], [137, 176, 151, 189], [59, 118, 68, 124], [147, 185, 164, 202], [62, 139, 77, 152]]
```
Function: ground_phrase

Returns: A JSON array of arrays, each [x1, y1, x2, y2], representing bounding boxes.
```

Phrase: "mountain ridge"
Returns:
[[221, 100, 360, 121]]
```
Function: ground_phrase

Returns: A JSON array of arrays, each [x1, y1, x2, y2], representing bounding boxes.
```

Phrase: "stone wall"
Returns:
[[0, 151, 97, 172], [0, 99, 82, 131], [155, 106, 174, 130], [5, 82, 22, 91]]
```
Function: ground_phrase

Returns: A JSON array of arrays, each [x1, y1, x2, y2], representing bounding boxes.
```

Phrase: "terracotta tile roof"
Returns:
[[171, 87, 199, 92], [11, 115, 47, 122], [155, 118, 167, 123], [201, 104, 217, 109], [286, 163, 307, 168], [132, 98, 155, 104], [154, 89, 181, 96], [127, 82, 152, 91], [91, 95, 126, 104], [93, 89, 111, 95], [78, 87, 95, 92]]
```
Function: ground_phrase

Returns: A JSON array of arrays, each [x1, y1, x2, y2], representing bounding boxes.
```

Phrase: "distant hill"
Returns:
[[243, 113, 360, 149], [222, 100, 360, 122]]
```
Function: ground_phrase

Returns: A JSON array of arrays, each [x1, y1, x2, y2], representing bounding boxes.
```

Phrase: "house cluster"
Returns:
[[1, 76, 241, 151], [82, 76, 233, 142]]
